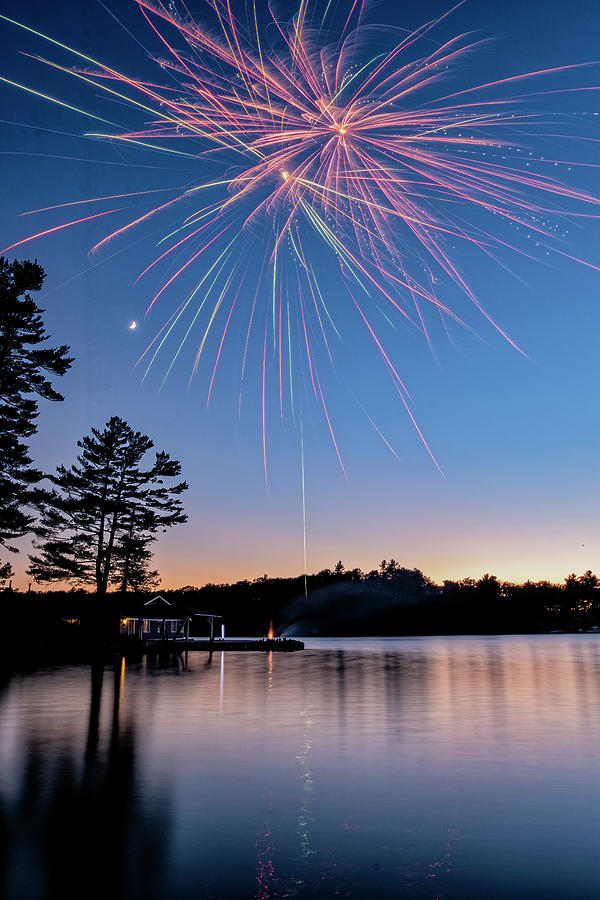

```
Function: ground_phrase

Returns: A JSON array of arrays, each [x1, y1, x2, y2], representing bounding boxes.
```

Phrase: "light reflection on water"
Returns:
[[2, 636, 600, 898]]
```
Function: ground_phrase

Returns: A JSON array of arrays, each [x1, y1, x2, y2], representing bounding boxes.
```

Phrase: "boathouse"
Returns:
[[120, 595, 222, 641]]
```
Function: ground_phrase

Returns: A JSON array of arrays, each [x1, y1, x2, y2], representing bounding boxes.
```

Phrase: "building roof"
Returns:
[[143, 595, 172, 608]]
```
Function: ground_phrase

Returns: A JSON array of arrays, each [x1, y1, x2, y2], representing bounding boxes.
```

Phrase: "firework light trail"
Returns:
[[2, 0, 599, 477]]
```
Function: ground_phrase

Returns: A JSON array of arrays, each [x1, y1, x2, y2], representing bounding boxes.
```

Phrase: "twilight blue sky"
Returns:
[[1, 0, 599, 590]]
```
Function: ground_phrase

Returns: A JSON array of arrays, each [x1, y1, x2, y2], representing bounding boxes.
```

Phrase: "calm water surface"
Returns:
[[2, 635, 600, 898]]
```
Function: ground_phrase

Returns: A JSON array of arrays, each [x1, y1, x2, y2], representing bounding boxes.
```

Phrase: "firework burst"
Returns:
[[2, 0, 599, 475]]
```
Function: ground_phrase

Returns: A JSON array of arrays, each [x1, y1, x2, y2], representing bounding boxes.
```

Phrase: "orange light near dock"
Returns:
[[267, 620, 274, 640]]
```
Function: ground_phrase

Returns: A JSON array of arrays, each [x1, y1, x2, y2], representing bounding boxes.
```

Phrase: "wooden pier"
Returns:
[[143, 638, 304, 653]]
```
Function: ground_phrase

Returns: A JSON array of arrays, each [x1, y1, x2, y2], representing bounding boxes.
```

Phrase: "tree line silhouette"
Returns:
[[169, 564, 600, 636], [4, 565, 600, 655]]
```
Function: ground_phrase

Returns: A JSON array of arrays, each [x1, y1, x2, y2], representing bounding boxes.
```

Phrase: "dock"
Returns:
[[143, 638, 304, 652]]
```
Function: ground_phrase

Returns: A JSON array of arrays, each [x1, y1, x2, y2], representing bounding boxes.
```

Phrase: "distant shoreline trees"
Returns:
[[0, 258, 73, 581], [160, 566, 600, 636], [8, 563, 597, 642]]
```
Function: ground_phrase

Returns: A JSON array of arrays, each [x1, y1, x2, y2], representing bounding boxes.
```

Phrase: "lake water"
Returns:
[[2, 635, 600, 898]]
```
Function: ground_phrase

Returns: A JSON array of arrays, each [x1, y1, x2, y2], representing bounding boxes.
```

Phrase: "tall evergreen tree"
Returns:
[[111, 526, 160, 593], [109, 493, 167, 592], [28, 417, 188, 593], [0, 257, 72, 578]]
